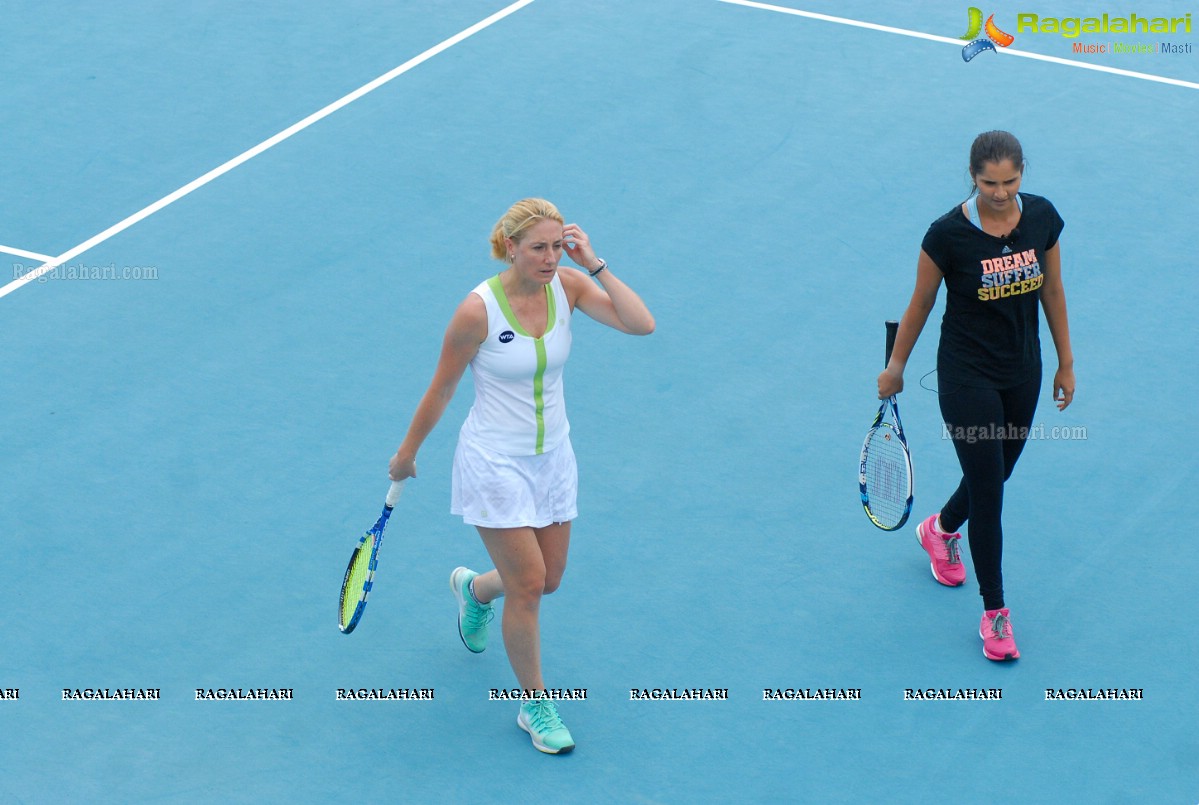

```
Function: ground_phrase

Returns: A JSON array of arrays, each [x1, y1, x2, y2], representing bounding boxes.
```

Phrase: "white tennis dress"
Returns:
[[451, 272, 578, 528]]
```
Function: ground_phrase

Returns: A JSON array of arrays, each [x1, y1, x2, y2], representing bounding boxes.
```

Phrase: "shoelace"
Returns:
[[989, 613, 1012, 639], [463, 599, 494, 631], [943, 535, 962, 565], [526, 698, 565, 732]]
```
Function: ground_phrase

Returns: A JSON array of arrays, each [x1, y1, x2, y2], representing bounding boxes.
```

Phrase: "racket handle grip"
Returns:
[[385, 480, 405, 508], [885, 320, 899, 367]]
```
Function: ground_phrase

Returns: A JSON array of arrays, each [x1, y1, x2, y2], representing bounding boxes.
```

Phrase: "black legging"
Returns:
[[937, 375, 1041, 611]]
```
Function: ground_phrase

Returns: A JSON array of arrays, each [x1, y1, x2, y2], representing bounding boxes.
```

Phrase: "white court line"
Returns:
[[0, 244, 55, 263], [0, 0, 535, 301], [719, 0, 1199, 91]]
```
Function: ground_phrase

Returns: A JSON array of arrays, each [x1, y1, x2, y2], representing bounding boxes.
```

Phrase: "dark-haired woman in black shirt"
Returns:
[[878, 131, 1075, 662]]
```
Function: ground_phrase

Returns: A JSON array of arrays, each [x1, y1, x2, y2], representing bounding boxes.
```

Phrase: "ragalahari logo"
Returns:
[[960, 7, 1015, 61]]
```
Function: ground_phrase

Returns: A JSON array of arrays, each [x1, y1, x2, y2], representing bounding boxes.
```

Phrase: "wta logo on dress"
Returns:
[[499, 330, 515, 343], [960, 7, 1015, 61]]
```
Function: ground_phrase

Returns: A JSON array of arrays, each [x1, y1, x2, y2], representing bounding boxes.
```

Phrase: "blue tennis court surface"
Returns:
[[2, 1, 1195, 802]]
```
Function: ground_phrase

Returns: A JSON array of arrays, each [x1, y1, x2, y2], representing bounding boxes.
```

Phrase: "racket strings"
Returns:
[[352, 540, 374, 577], [340, 535, 377, 628], [863, 426, 910, 527]]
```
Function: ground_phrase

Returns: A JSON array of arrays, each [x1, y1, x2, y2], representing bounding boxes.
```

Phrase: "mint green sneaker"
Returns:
[[450, 566, 493, 653], [517, 697, 575, 754]]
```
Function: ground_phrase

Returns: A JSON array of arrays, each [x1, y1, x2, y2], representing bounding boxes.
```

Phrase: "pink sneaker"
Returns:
[[980, 608, 1020, 661], [915, 514, 965, 586]]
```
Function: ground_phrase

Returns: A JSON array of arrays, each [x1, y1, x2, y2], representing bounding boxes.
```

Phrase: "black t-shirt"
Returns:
[[922, 192, 1064, 389]]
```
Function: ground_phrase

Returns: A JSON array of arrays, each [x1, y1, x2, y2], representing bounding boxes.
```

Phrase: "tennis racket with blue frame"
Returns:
[[338, 480, 405, 634], [859, 320, 914, 530]]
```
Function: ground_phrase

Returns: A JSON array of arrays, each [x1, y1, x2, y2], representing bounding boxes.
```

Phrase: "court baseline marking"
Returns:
[[0, 0, 536, 302], [719, 0, 1199, 91]]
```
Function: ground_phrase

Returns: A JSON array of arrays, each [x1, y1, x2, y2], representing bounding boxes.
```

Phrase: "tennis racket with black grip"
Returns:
[[859, 320, 914, 530]]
